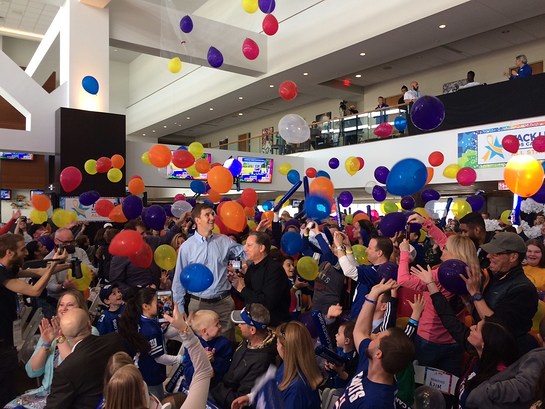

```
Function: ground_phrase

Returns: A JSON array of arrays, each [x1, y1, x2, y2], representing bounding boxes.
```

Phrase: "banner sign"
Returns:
[[60, 197, 120, 221]]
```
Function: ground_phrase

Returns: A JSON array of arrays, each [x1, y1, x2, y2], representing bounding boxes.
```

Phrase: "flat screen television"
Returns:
[[169, 152, 211, 180], [0, 189, 12, 200], [0, 152, 34, 160], [237, 156, 274, 183]]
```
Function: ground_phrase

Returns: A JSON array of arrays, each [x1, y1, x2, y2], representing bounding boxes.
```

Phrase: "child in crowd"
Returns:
[[324, 320, 358, 388], [96, 284, 125, 336], [282, 255, 310, 320]]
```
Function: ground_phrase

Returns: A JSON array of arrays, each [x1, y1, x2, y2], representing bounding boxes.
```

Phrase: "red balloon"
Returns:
[[305, 167, 317, 178], [428, 151, 444, 167], [174, 193, 186, 202], [60, 166, 83, 193], [501, 134, 519, 154], [95, 199, 115, 217], [220, 201, 247, 232], [240, 188, 258, 208], [109, 230, 144, 257], [129, 242, 153, 268], [214, 215, 236, 235], [279, 80, 298, 101], [533, 135, 545, 152], [356, 157, 365, 170], [456, 167, 477, 186], [95, 157, 112, 173], [373, 123, 393, 139], [242, 38, 260, 60], [172, 149, 195, 169], [262, 14, 279, 36]]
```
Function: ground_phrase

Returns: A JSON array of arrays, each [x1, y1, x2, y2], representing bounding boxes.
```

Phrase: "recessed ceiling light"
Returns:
[[355, 74, 362, 78], [186, 116, 190, 120], [152, 130, 156, 133], [359, 52, 366, 56], [163, 125, 167, 128], [178, 124, 182, 126], [439, 24, 446, 29], [142, 133, 146, 136], [238, 96, 243, 100], [209, 107, 214, 111], [238, 112, 243, 116], [269, 84, 274, 88], [303, 72, 309, 76], [113, 49, 118, 52]]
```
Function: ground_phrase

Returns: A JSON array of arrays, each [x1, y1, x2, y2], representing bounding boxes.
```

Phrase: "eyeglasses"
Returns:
[[56, 239, 75, 245]]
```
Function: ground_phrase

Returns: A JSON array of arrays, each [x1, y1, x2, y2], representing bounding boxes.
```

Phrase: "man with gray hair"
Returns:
[[504, 54, 532, 79]]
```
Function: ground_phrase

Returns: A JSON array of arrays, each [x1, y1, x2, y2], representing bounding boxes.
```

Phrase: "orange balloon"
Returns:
[[353, 213, 370, 224], [109, 205, 128, 223], [244, 206, 255, 217], [426, 167, 434, 185], [31, 194, 51, 211], [263, 210, 275, 223], [128, 178, 145, 195], [207, 189, 222, 203], [208, 166, 234, 194], [111, 154, 125, 169], [195, 158, 211, 174], [310, 176, 334, 200], [148, 144, 172, 168], [220, 201, 247, 232], [504, 155, 545, 197]]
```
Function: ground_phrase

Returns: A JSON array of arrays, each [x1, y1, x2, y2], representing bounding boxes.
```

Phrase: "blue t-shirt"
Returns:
[[276, 363, 321, 409], [96, 304, 125, 336], [182, 335, 232, 386], [334, 339, 397, 409], [137, 315, 166, 386]]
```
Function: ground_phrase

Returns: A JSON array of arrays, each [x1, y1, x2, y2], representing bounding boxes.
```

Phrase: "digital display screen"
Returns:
[[237, 156, 274, 183], [30, 190, 45, 198], [0, 189, 12, 200], [0, 152, 34, 160], [169, 152, 211, 180]]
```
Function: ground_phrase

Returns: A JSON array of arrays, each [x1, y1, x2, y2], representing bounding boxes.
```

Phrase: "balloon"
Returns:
[[356, 157, 365, 170], [304, 195, 331, 221], [381, 200, 398, 215], [373, 122, 393, 139], [353, 212, 370, 224], [338, 191, 353, 207], [443, 164, 460, 179], [372, 185, 387, 202], [82, 75, 99, 94], [456, 167, 477, 186], [426, 167, 434, 185], [328, 158, 339, 169], [148, 144, 172, 168], [109, 230, 144, 257], [29, 209, 48, 224], [279, 80, 298, 101], [377, 262, 398, 281], [532, 301, 545, 332], [174, 193, 185, 202], [532, 135, 545, 152], [128, 178, 145, 195], [502, 134, 519, 153], [532, 181, 545, 204], [67, 263, 92, 291], [179, 15, 193, 33], [244, 206, 255, 218], [52, 209, 77, 228], [352, 244, 371, 265], [281, 231, 304, 256], [345, 156, 359, 176], [242, 38, 260, 60], [186, 165, 200, 178], [421, 189, 440, 203], [451, 199, 472, 219], [374, 166, 389, 184], [500, 209, 512, 225], [224, 158, 242, 177], [438, 259, 468, 295], [424, 200, 439, 218], [466, 194, 485, 211], [84, 159, 97, 175], [207, 190, 222, 203], [109, 205, 127, 223], [31, 194, 51, 211], [121, 195, 143, 220], [287, 169, 300, 185], [181, 263, 214, 292], [194, 158, 210, 174], [306, 167, 317, 178], [262, 210, 275, 223], [154, 244, 177, 270], [207, 46, 223, 68], [208, 166, 234, 194], [172, 149, 195, 169], [262, 13, 279, 35], [242, 0, 258, 13], [428, 151, 444, 167], [168, 57, 182, 73], [110, 154, 124, 169], [144, 205, 167, 231], [258, 0, 275, 13], [107, 168, 123, 183], [79, 191, 100, 206], [262, 201, 273, 211], [379, 212, 406, 237], [129, 242, 153, 269], [385, 158, 427, 196], [220, 201, 247, 232], [297, 256, 319, 281], [60, 166, 83, 193], [141, 152, 152, 166], [410, 95, 445, 131], [401, 196, 416, 210], [279, 163, 292, 175], [364, 181, 376, 194], [414, 385, 446, 409], [504, 155, 545, 197], [241, 188, 258, 208], [278, 114, 309, 143], [169, 200, 192, 219], [316, 170, 330, 179], [95, 199, 114, 217], [309, 177, 334, 200], [394, 115, 407, 131]]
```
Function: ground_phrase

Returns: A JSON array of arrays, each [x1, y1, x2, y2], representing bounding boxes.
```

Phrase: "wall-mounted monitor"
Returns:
[[169, 152, 211, 180], [0, 189, 12, 200], [0, 152, 34, 160], [30, 190, 45, 199], [237, 156, 274, 183]]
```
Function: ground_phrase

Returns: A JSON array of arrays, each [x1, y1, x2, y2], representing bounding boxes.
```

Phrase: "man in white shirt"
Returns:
[[458, 70, 481, 90], [403, 81, 421, 102]]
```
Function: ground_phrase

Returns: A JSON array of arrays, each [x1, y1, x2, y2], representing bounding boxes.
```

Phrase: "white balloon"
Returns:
[[278, 114, 310, 144], [171, 200, 193, 218], [364, 181, 376, 195], [424, 200, 439, 218]]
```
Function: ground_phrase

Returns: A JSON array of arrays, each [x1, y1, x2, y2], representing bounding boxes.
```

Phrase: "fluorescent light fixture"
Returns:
[[0, 26, 44, 40]]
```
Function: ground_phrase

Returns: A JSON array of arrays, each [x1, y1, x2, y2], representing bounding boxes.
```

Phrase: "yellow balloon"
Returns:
[[52, 209, 70, 228], [242, 0, 258, 13], [500, 209, 512, 225], [84, 159, 97, 175], [107, 168, 123, 183], [154, 244, 177, 270], [345, 214, 354, 225], [452, 199, 472, 219], [67, 263, 92, 291], [381, 200, 398, 214], [504, 155, 545, 197], [279, 163, 292, 175], [186, 165, 201, 178], [247, 220, 256, 230], [168, 57, 182, 73], [532, 301, 545, 332], [414, 207, 429, 218], [352, 244, 371, 265], [213, 224, 220, 234], [418, 229, 427, 243], [141, 152, 152, 166], [443, 164, 460, 179], [30, 209, 48, 224], [188, 142, 204, 159], [345, 156, 359, 176], [297, 256, 319, 281]]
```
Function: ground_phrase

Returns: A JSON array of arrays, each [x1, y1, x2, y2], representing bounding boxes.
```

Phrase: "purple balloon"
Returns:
[[338, 191, 353, 207], [421, 189, 440, 203], [144, 204, 167, 231], [328, 158, 339, 169], [374, 166, 390, 184], [410, 95, 445, 131], [258, 0, 276, 13], [163, 204, 174, 217], [438, 259, 468, 295], [400, 196, 416, 210], [186, 198, 197, 207], [466, 194, 486, 211], [372, 185, 387, 202], [79, 190, 100, 206], [179, 15, 193, 33], [39, 235, 55, 252], [122, 195, 144, 220], [379, 212, 406, 237], [377, 262, 398, 281], [531, 181, 545, 204], [207, 46, 224, 68]]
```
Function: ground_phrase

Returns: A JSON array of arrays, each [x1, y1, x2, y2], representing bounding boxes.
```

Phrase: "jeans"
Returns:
[[414, 335, 463, 377]]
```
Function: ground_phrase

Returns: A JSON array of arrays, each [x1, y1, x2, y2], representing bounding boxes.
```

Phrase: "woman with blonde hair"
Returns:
[[104, 365, 148, 409]]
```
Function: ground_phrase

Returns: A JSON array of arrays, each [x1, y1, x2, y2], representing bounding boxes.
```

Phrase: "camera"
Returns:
[[230, 260, 241, 270], [70, 257, 83, 279], [57, 243, 76, 254]]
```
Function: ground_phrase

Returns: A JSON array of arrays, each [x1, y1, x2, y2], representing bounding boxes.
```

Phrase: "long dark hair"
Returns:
[[118, 287, 155, 355]]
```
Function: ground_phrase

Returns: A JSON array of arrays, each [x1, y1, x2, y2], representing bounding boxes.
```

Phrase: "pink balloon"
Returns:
[[262, 14, 279, 36], [174, 193, 186, 202], [242, 38, 260, 60], [456, 167, 477, 186], [60, 166, 83, 193], [501, 134, 519, 154], [533, 135, 545, 153], [374, 123, 393, 139], [279, 80, 298, 101]]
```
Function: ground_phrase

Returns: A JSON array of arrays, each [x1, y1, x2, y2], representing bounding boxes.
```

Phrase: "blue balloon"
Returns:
[[316, 170, 330, 179], [177, 146, 188, 150], [374, 166, 390, 184], [385, 158, 427, 196], [262, 200, 274, 211], [372, 185, 387, 202], [79, 190, 100, 206], [225, 158, 243, 177], [531, 181, 545, 204], [400, 196, 415, 210], [281, 231, 304, 256], [181, 263, 214, 293], [287, 169, 301, 185], [378, 212, 406, 237], [258, 0, 276, 13], [207, 46, 223, 68], [122, 195, 143, 220], [179, 15, 193, 33], [421, 189, 440, 203], [466, 194, 486, 211], [144, 204, 166, 231], [82, 75, 99, 95], [190, 180, 206, 194], [304, 195, 331, 221], [410, 95, 445, 131], [394, 115, 407, 132]]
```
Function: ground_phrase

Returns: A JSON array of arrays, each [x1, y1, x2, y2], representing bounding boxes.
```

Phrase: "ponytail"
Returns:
[[118, 287, 156, 354]]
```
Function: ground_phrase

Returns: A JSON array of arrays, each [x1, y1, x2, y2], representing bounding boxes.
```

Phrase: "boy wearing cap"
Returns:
[[96, 284, 125, 335]]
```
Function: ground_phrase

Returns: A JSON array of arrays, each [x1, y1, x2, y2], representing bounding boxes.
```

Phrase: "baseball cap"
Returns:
[[230, 306, 268, 329], [480, 232, 526, 254], [99, 284, 119, 304]]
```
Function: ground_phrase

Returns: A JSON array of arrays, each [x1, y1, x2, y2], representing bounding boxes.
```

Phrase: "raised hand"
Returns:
[[39, 318, 55, 345], [410, 264, 434, 285], [407, 293, 426, 318]]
